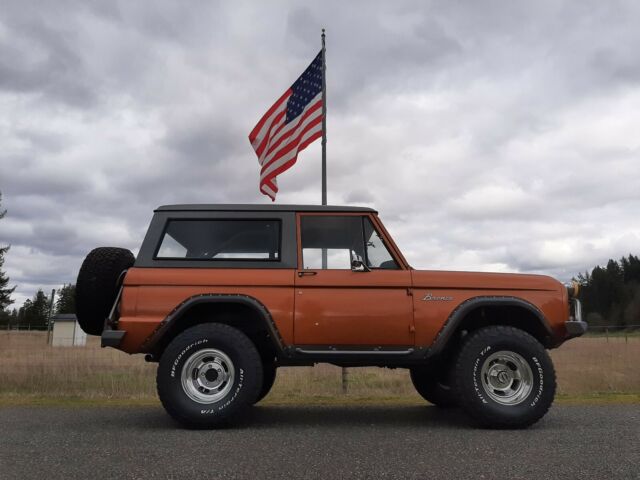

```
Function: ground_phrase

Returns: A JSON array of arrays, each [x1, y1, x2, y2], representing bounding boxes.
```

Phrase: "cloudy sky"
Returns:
[[1, 1, 639, 307]]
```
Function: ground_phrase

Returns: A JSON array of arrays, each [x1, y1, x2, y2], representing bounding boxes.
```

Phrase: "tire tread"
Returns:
[[75, 247, 134, 335], [453, 325, 556, 429], [157, 323, 263, 428]]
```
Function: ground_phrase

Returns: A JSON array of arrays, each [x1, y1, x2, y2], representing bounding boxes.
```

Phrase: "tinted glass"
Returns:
[[156, 219, 280, 260]]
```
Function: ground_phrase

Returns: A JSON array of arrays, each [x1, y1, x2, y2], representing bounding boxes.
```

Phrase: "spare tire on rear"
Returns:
[[75, 247, 135, 335]]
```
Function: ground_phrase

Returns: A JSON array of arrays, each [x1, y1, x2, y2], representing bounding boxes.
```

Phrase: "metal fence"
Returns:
[[583, 325, 640, 342], [2, 324, 48, 331]]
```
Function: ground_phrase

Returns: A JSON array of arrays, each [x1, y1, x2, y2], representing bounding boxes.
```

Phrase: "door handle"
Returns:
[[298, 271, 318, 277]]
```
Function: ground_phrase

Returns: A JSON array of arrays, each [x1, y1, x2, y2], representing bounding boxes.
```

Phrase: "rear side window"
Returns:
[[156, 219, 281, 261]]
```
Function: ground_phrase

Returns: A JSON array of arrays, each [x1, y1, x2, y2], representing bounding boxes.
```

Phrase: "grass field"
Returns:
[[0, 331, 638, 403]]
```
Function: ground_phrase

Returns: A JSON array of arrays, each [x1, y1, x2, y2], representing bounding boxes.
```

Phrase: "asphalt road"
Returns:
[[0, 404, 638, 480]]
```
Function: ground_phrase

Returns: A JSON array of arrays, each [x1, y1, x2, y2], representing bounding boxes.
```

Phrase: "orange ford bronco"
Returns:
[[76, 204, 586, 429]]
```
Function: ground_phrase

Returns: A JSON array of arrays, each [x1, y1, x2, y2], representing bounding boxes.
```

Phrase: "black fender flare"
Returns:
[[425, 296, 553, 357], [141, 294, 285, 354]]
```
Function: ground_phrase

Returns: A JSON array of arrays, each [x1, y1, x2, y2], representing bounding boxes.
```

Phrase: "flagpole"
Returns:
[[320, 30, 328, 270], [321, 29, 345, 394], [321, 28, 327, 206]]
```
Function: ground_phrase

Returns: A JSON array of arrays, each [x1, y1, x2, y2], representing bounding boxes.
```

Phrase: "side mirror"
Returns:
[[351, 254, 370, 272]]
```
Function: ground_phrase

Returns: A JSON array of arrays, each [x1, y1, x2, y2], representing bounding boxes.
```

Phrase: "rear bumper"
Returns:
[[101, 330, 126, 348], [565, 298, 587, 339]]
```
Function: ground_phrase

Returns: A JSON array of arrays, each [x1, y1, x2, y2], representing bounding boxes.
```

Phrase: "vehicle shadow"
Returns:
[[243, 404, 472, 430], [125, 404, 473, 431]]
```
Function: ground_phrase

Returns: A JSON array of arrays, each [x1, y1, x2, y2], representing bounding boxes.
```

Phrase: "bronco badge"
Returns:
[[422, 293, 453, 301]]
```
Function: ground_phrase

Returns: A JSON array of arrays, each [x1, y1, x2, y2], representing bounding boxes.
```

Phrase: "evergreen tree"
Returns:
[[0, 192, 16, 312], [9, 308, 18, 327], [0, 307, 17, 329], [622, 254, 640, 284], [18, 299, 32, 328], [19, 290, 51, 330], [573, 254, 640, 327], [0, 308, 9, 328], [621, 254, 640, 327], [55, 284, 76, 314]]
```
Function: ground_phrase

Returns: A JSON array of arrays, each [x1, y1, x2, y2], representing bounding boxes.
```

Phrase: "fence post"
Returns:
[[341, 367, 348, 394], [46, 289, 56, 346]]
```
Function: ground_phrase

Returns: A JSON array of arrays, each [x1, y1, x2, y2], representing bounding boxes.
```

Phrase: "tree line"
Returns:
[[574, 254, 640, 328], [0, 190, 638, 329], [0, 284, 76, 330]]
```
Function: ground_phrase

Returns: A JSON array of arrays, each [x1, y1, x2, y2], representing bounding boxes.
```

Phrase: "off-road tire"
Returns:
[[75, 247, 135, 335], [410, 366, 456, 407], [453, 326, 556, 429], [255, 362, 277, 404], [157, 323, 263, 428]]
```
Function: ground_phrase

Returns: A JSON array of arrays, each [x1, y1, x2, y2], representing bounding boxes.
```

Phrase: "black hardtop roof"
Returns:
[[156, 204, 377, 213]]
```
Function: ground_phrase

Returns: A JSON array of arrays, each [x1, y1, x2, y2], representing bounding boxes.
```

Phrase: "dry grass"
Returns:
[[0, 331, 638, 402], [550, 336, 640, 395], [0, 332, 156, 399]]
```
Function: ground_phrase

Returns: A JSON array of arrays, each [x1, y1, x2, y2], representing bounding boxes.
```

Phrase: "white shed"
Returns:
[[51, 314, 87, 347]]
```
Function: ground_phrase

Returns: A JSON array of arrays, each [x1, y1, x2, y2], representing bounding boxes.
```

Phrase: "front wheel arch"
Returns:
[[427, 297, 554, 361]]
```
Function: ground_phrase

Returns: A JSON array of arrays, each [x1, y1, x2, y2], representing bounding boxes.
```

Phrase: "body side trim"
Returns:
[[294, 347, 414, 355]]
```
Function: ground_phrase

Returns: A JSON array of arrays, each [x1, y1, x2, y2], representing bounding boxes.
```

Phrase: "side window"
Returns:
[[300, 216, 365, 269], [364, 218, 399, 269], [156, 219, 280, 260]]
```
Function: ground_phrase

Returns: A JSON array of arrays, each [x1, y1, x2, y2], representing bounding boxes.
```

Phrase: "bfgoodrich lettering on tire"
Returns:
[[157, 323, 263, 428], [453, 325, 556, 429]]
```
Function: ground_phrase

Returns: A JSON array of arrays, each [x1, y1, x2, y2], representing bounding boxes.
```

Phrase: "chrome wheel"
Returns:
[[181, 348, 235, 404], [480, 350, 533, 405]]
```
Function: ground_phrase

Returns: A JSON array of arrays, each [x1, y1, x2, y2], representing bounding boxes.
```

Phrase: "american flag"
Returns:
[[249, 51, 324, 201]]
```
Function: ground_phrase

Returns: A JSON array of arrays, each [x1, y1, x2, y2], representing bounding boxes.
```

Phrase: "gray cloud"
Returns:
[[0, 8, 96, 108]]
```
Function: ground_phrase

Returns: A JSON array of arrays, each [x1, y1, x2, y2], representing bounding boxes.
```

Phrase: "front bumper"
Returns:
[[565, 298, 587, 339]]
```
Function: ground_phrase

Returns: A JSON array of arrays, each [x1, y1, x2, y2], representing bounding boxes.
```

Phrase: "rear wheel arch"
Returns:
[[144, 295, 283, 361], [427, 297, 553, 360]]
